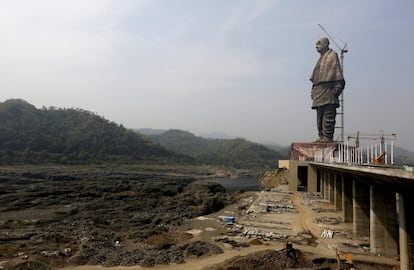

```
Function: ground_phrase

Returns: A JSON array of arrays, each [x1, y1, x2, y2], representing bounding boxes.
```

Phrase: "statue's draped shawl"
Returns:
[[310, 49, 344, 85]]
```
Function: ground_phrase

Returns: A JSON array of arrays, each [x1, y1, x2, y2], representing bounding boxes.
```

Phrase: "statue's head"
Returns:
[[316, 37, 329, 53]]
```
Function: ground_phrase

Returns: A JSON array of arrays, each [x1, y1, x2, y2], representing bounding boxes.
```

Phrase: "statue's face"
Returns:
[[316, 39, 328, 53]]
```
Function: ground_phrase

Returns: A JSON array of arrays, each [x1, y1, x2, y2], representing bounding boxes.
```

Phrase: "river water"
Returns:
[[200, 177, 260, 192]]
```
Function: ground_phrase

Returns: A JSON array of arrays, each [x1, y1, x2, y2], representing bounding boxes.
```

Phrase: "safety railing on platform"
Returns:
[[314, 132, 396, 165]]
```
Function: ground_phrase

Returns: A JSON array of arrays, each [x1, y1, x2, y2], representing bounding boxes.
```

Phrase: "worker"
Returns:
[[310, 37, 345, 142]]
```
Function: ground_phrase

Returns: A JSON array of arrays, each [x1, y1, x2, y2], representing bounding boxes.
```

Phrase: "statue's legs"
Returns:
[[322, 104, 336, 141], [316, 104, 337, 142], [316, 108, 324, 140]]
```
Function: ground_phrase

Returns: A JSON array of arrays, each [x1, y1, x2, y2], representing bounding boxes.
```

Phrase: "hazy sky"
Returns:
[[1, 1, 413, 151]]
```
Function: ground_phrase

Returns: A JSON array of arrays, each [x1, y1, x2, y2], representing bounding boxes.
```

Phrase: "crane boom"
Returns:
[[318, 24, 347, 54]]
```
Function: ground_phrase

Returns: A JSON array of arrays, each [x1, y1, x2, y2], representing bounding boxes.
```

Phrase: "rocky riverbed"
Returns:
[[0, 166, 239, 269], [0, 166, 400, 270]]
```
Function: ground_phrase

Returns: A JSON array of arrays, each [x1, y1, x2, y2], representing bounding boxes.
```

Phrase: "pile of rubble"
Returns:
[[240, 227, 290, 242], [258, 200, 297, 214], [294, 230, 317, 246], [315, 216, 340, 225], [301, 192, 323, 200], [224, 223, 316, 246], [203, 247, 314, 270], [246, 199, 297, 215], [312, 207, 336, 213]]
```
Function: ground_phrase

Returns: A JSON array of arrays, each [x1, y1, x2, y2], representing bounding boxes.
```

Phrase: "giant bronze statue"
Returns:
[[310, 37, 345, 143]]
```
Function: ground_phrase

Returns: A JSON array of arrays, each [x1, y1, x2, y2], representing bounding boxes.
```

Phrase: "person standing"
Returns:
[[310, 37, 345, 142]]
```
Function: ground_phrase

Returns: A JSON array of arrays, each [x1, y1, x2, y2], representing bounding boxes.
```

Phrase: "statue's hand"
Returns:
[[334, 87, 343, 97]]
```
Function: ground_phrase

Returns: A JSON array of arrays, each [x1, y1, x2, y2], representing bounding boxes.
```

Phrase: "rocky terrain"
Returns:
[[0, 166, 238, 269], [0, 166, 401, 270], [260, 168, 288, 189]]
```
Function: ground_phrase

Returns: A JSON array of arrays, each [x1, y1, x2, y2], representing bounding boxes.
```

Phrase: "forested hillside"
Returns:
[[0, 99, 174, 164], [143, 129, 284, 169]]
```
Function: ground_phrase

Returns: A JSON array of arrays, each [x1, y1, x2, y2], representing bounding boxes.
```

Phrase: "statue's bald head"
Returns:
[[316, 37, 329, 54], [318, 37, 329, 46]]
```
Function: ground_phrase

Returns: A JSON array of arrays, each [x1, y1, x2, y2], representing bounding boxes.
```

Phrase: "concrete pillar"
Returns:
[[370, 184, 398, 256], [323, 170, 328, 199], [353, 178, 370, 236], [307, 165, 317, 193], [398, 192, 412, 270], [342, 174, 353, 222], [334, 174, 343, 210], [288, 161, 298, 192], [318, 169, 322, 193], [325, 171, 331, 201], [399, 191, 414, 270], [329, 172, 335, 205]]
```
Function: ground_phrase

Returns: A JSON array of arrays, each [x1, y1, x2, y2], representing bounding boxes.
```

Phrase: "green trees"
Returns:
[[0, 99, 171, 164], [0, 99, 285, 169], [144, 130, 284, 170]]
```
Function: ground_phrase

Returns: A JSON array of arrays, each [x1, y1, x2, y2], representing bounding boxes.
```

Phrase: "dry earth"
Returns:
[[59, 185, 399, 270]]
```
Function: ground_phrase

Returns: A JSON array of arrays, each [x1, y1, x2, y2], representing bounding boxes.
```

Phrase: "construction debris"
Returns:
[[315, 216, 340, 225]]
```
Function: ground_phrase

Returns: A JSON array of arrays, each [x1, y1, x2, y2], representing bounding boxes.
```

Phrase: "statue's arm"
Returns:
[[333, 80, 345, 97]]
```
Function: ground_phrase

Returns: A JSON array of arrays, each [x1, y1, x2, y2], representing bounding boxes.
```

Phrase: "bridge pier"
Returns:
[[308, 165, 317, 192], [370, 184, 398, 256], [399, 191, 414, 270], [342, 174, 353, 222], [284, 158, 414, 266], [318, 169, 323, 194], [287, 160, 318, 192], [353, 178, 370, 236], [334, 174, 342, 210], [323, 171, 329, 200], [329, 171, 335, 204]]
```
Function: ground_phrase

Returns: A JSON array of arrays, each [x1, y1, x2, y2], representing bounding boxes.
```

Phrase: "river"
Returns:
[[200, 177, 260, 192]]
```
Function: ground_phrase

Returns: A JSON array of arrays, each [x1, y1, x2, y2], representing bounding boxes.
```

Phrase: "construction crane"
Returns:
[[372, 132, 387, 165], [318, 24, 348, 143], [318, 24, 348, 70], [335, 249, 355, 270]]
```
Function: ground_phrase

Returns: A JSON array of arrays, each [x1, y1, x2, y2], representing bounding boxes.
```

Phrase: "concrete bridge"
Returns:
[[286, 159, 414, 270]]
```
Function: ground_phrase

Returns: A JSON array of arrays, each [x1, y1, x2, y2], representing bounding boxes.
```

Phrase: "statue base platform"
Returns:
[[290, 142, 338, 161]]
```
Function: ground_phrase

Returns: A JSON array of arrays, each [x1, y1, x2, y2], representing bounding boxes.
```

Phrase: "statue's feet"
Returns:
[[318, 137, 333, 143], [314, 137, 332, 143], [313, 137, 323, 143]]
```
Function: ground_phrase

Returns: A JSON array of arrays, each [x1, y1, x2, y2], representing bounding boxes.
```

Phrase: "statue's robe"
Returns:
[[310, 49, 345, 109]]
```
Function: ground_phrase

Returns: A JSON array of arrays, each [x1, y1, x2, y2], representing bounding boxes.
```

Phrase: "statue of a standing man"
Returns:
[[310, 37, 345, 142]]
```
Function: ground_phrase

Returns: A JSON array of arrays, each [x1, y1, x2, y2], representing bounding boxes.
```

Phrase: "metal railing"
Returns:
[[314, 132, 396, 165]]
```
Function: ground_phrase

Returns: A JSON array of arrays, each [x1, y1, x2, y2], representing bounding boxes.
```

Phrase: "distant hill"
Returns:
[[198, 132, 236, 140], [263, 143, 291, 159], [135, 128, 167, 136], [0, 99, 175, 164], [142, 129, 283, 170], [394, 146, 414, 165]]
